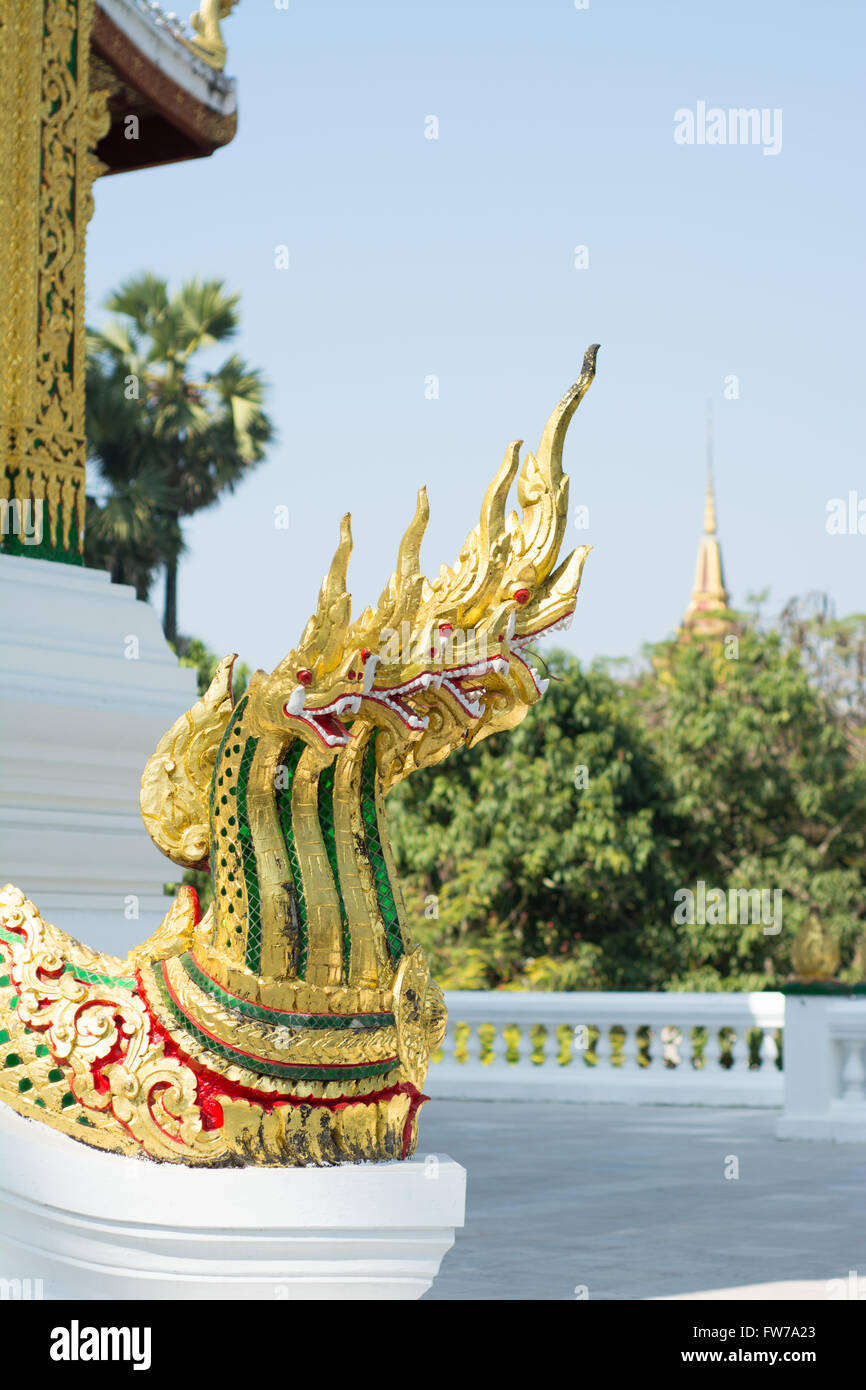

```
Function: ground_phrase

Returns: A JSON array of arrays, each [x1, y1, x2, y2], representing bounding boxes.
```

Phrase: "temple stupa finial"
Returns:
[[681, 402, 730, 636], [703, 400, 718, 535]]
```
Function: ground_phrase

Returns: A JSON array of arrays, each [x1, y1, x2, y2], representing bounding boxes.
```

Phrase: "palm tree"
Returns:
[[85, 274, 274, 642]]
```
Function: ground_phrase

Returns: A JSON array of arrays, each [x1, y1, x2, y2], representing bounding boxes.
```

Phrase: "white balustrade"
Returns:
[[428, 991, 785, 1107], [777, 995, 866, 1141]]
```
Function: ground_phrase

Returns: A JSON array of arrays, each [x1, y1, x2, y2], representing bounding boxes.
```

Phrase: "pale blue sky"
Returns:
[[85, 0, 864, 673]]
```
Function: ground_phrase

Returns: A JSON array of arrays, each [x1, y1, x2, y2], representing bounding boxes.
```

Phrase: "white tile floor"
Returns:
[[420, 1101, 866, 1301]]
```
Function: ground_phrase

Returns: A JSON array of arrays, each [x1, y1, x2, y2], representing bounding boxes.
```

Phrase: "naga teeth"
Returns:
[[525, 661, 548, 696], [368, 690, 427, 729], [548, 613, 574, 635], [441, 678, 484, 719], [362, 654, 380, 694], [286, 685, 306, 715]]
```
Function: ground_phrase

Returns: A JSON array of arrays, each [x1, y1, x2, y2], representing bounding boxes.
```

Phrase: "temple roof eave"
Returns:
[[92, 0, 238, 174]]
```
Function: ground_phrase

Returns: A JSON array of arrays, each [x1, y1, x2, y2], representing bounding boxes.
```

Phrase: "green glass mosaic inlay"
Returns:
[[317, 761, 351, 978], [360, 733, 403, 964], [209, 695, 251, 965], [275, 740, 309, 977], [62, 963, 136, 989], [236, 735, 261, 974]]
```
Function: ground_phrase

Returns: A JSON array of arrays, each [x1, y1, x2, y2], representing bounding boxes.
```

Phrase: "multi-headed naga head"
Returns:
[[241, 514, 366, 757], [0, 350, 598, 1166]]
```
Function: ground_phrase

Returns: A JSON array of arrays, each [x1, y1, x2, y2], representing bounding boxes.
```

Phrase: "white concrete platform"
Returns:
[[0, 555, 196, 955], [0, 1105, 466, 1300]]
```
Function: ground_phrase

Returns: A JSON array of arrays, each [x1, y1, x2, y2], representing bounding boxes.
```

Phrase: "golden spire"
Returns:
[[703, 467, 717, 535], [681, 404, 730, 636]]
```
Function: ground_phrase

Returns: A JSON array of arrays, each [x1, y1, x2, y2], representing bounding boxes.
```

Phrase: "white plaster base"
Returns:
[[0, 1105, 466, 1300], [776, 994, 866, 1142], [0, 555, 197, 956]]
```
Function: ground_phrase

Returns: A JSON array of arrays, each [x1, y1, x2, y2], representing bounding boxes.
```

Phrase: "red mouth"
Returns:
[[506, 609, 575, 698], [283, 694, 362, 747], [311, 712, 350, 742], [439, 657, 509, 719], [365, 673, 440, 729]]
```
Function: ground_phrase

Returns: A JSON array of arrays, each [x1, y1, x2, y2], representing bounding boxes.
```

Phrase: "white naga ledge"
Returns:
[[0, 1106, 466, 1300], [0, 555, 196, 957]]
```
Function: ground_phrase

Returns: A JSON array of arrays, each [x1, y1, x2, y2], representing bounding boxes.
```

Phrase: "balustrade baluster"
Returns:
[[759, 1027, 779, 1072], [703, 1025, 723, 1074], [595, 1023, 612, 1070], [487, 1021, 507, 1071], [435, 1019, 459, 1068], [620, 1023, 640, 1070], [729, 1028, 748, 1072], [573, 1020, 591, 1069], [840, 1038, 866, 1105], [662, 1024, 681, 1069]]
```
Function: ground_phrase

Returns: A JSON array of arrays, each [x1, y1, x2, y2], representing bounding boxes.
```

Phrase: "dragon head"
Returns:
[[242, 514, 372, 759], [354, 343, 599, 781], [141, 348, 599, 872]]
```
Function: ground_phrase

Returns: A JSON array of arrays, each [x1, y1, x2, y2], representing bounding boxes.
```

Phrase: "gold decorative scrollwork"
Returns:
[[139, 656, 236, 869], [0, 0, 110, 560]]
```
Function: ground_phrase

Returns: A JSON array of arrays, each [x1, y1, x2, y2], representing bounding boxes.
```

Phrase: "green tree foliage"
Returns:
[[85, 274, 274, 641], [390, 609, 866, 991], [391, 652, 685, 990]]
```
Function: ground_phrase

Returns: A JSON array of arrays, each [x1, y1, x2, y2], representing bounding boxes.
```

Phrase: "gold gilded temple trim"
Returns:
[[0, 0, 109, 564]]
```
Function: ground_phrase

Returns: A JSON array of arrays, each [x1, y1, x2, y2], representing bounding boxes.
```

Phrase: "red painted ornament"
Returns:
[[297, 669, 313, 686], [513, 588, 530, 605]]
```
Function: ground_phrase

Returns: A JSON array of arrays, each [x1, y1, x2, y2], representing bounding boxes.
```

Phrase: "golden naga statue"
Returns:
[[0, 347, 599, 1165], [181, 1, 240, 71]]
